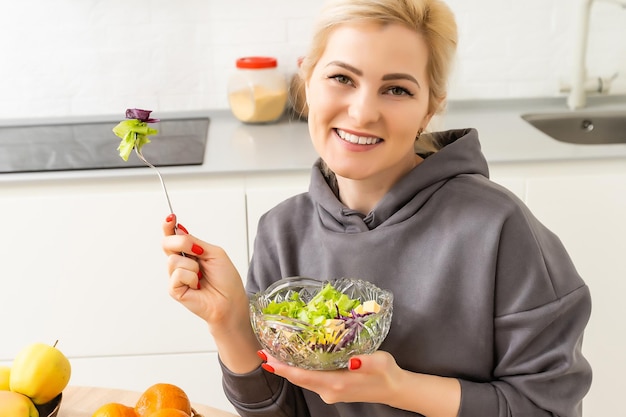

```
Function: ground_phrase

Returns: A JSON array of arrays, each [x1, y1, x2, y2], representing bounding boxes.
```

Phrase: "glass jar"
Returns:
[[228, 57, 288, 124]]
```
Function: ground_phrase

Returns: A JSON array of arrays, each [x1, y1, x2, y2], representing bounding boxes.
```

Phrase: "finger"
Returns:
[[162, 234, 185, 255], [262, 352, 322, 381], [166, 253, 200, 276], [161, 233, 203, 257], [162, 213, 178, 236], [176, 223, 189, 235], [348, 351, 395, 373], [169, 262, 202, 295], [177, 238, 208, 258], [348, 357, 362, 371]]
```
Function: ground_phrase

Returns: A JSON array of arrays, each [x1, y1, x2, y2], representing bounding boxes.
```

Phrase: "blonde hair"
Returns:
[[301, 0, 458, 119]]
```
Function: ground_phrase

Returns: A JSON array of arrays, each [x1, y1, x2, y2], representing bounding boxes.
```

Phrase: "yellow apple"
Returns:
[[0, 365, 10, 390], [0, 390, 39, 417], [9, 342, 71, 405]]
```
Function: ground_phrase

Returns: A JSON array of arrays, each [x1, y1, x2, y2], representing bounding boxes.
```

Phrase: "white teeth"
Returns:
[[336, 129, 381, 145]]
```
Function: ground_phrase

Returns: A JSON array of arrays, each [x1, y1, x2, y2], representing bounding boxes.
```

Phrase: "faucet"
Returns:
[[567, 0, 626, 110]]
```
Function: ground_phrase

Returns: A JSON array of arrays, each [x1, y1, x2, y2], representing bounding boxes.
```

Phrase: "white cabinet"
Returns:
[[0, 174, 247, 411], [522, 162, 626, 417], [492, 159, 626, 417]]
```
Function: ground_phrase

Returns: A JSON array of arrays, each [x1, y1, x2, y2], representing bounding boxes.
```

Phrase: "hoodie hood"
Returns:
[[309, 128, 489, 232]]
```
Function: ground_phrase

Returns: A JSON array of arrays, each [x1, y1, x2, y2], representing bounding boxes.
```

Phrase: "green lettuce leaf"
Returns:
[[263, 283, 361, 325], [112, 119, 158, 161]]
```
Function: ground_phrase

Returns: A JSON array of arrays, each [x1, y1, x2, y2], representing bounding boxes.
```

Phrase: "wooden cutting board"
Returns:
[[58, 386, 238, 417]]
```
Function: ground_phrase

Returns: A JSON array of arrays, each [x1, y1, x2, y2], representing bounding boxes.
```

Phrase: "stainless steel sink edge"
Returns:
[[520, 109, 626, 145]]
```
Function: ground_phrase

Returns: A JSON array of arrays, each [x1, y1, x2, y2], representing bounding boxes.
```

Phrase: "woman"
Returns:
[[162, 0, 592, 416]]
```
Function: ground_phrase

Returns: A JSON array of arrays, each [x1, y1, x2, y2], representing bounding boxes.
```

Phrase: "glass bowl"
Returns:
[[250, 277, 393, 370]]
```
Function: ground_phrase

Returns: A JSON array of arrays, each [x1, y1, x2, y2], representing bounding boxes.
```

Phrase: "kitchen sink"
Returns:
[[521, 110, 626, 145]]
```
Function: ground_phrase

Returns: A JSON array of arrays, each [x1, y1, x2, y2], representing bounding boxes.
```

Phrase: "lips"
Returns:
[[335, 128, 382, 145]]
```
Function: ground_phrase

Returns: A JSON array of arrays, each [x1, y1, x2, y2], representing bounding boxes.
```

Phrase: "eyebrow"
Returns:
[[326, 60, 421, 89], [382, 73, 421, 88]]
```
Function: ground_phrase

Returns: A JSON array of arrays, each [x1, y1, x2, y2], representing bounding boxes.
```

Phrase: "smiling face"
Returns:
[[306, 21, 434, 187]]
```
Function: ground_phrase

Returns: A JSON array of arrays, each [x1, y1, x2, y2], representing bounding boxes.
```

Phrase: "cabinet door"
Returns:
[[0, 175, 247, 360], [525, 170, 626, 417]]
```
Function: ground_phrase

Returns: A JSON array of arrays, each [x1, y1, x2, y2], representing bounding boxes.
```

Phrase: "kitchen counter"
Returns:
[[1, 95, 625, 184]]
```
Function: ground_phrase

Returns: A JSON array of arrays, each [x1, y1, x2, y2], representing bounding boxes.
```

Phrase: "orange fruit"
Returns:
[[146, 409, 190, 417], [92, 402, 138, 417], [135, 383, 191, 417]]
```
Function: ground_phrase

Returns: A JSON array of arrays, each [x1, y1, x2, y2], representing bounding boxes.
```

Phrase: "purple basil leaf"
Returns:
[[125, 108, 160, 123]]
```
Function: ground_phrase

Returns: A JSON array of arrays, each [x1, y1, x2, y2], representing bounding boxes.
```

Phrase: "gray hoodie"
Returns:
[[222, 128, 592, 417]]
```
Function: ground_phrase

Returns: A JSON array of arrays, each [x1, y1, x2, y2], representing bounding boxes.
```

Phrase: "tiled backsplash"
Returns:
[[1, 0, 624, 119]]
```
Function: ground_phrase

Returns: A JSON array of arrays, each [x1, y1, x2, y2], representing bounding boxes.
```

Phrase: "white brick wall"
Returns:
[[0, 0, 624, 119]]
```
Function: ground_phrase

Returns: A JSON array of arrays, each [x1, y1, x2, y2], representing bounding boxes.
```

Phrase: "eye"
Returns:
[[328, 74, 354, 86], [386, 86, 414, 97]]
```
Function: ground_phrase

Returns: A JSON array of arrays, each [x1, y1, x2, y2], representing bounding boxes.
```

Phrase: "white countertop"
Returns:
[[442, 95, 626, 165], [1, 95, 625, 184]]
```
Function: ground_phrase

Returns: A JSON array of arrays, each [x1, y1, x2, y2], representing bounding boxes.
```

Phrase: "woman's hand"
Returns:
[[161, 214, 247, 328], [258, 350, 461, 416], [259, 350, 402, 405], [162, 214, 262, 374]]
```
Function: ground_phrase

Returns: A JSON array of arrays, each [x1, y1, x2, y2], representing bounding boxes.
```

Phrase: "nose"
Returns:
[[347, 88, 381, 125]]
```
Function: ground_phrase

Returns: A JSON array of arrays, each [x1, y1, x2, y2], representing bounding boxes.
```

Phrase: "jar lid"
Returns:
[[236, 56, 278, 69]]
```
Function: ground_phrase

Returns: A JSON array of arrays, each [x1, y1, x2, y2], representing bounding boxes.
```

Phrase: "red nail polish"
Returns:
[[256, 350, 267, 361], [166, 214, 175, 222], [197, 270, 203, 279], [348, 357, 361, 370], [177, 223, 189, 234], [191, 244, 204, 255], [261, 363, 275, 373]]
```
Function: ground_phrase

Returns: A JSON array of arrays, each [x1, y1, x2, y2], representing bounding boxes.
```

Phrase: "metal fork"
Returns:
[[133, 134, 184, 246], [134, 142, 175, 215]]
